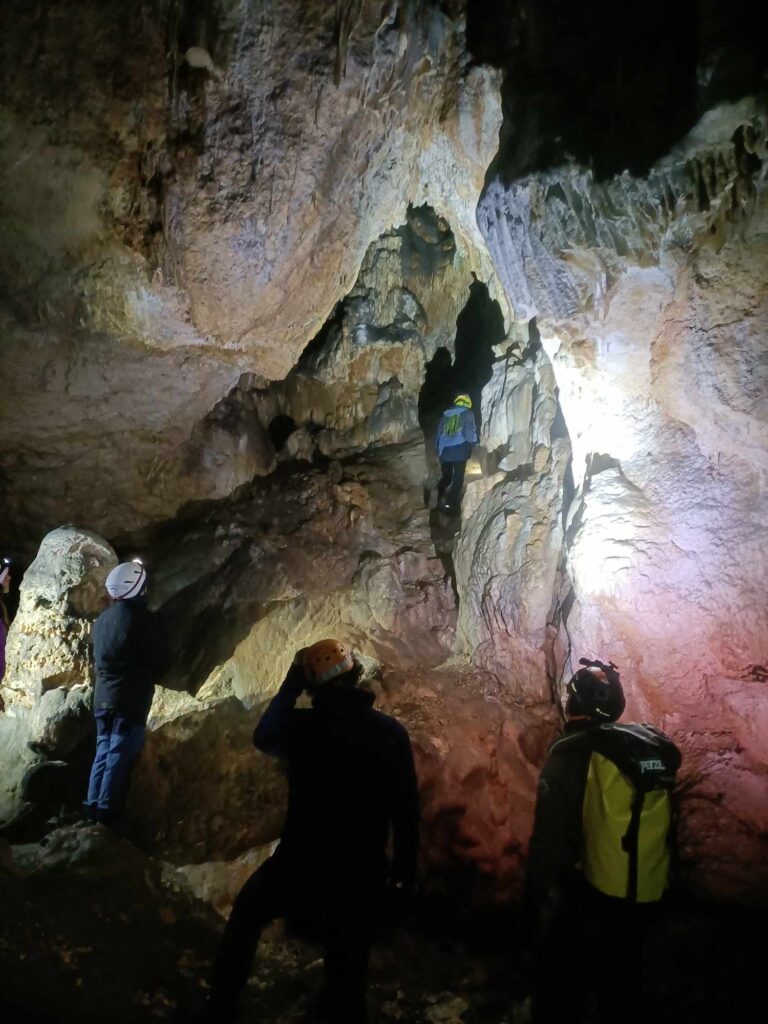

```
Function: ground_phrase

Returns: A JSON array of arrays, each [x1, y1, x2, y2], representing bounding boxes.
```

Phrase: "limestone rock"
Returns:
[[168, 841, 278, 919], [0, 714, 39, 829], [127, 697, 287, 863], [454, 345, 569, 687], [1, 527, 117, 710], [480, 96, 768, 899], [381, 669, 558, 902], [185, 385, 277, 500], [27, 684, 93, 758], [478, 100, 766, 320], [0, 1, 502, 543]]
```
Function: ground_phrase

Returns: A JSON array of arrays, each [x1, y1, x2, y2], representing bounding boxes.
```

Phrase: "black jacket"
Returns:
[[254, 669, 420, 888], [92, 599, 164, 724]]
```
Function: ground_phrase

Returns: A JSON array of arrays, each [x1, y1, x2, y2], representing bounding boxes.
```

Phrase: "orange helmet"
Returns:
[[301, 639, 355, 685]]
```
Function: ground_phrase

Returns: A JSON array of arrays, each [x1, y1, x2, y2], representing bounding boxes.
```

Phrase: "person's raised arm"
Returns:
[[252, 654, 307, 758]]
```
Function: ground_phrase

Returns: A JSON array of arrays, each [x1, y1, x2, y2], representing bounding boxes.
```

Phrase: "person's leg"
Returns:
[[319, 884, 380, 1024], [84, 711, 113, 814], [436, 461, 453, 501], [95, 716, 146, 821], [596, 900, 659, 1024], [206, 858, 287, 1021], [321, 918, 373, 1023], [446, 460, 466, 506], [531, 890, 591, 1024], [321, 936, 371, 1024]]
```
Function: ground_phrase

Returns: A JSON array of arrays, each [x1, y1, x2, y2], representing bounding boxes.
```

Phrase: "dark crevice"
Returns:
[[297, 300, 345, 369], [465, 0, 523, 67], [267, 415, 297, 453], [472, 0, 767, 183], [560, 456, 575, 532], [550, 388, 569, 442], [419, 281, 505, 586], [418, 347, 454, 434], [453, 280, 506, 430], [399, 204, 456, 279], [504, 463, 534, 484], [544, 381, 576, 700], [585, 452, 621, 477]]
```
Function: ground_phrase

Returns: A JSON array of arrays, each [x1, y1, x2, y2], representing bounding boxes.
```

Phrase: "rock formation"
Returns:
[[0, 0, 502, 543], [0, 527, 116, 835]]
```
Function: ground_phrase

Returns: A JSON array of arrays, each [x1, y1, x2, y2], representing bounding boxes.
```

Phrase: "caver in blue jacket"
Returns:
[[435, 394, 478, 510]]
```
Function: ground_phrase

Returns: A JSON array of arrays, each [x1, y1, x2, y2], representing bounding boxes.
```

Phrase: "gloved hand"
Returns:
[[382, 877, 418, 926], [280, 649, 308, 697]]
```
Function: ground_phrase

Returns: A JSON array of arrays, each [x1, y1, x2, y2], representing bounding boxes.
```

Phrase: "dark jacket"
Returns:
[[524, 720, 680, 909], [92, 599, 164, 725], [254, 668, 420, 888]]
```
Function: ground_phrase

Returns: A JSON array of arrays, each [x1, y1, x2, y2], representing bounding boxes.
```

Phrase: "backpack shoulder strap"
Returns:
[[622, 786, 646, 901], [590, 723, 680, 791]]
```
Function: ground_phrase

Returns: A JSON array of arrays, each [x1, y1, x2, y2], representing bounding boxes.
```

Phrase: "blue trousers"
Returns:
[[85, 710, 145, 819]]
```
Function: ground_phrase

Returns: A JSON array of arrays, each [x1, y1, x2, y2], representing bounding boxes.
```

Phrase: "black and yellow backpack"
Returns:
[[579, 723, 681, 902]]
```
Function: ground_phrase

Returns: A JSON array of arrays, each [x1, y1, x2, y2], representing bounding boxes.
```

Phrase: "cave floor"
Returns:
[[0, 827, 760, 1024]]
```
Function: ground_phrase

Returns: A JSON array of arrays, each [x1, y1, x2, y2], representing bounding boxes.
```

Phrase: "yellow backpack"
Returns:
[[580, 723, 681, 902]]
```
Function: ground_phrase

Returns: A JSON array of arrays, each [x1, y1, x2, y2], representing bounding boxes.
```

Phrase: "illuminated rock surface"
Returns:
[[0, 0, 501, 541], [478, 101, 768, 902]]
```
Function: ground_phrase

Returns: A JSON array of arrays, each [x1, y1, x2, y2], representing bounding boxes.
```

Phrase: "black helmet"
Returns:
[[566, 658, 625, 722]]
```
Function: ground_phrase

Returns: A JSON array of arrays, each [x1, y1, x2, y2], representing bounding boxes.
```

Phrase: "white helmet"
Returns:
[[105, 561, 147, 600]]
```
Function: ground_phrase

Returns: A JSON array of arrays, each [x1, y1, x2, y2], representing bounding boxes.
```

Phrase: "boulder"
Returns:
[[1, 526, 117, 710], [0, 527, 115, 834]]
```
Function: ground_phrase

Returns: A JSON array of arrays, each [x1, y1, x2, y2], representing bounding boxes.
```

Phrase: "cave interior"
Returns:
[[0, 0, 766, 1021]]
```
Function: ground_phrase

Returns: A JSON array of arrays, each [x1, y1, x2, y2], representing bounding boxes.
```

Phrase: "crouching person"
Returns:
[[524, 658, 682, 1024], [84, 560, 163, 826], [206, 639, 420, 1024]]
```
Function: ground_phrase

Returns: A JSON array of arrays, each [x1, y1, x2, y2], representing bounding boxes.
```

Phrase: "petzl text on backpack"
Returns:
[[580, 723, 681, 903]]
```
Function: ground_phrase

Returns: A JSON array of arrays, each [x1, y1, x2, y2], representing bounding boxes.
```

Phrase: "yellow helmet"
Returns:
[[454, 393, 472, 409], [301, 639, 355, 684]]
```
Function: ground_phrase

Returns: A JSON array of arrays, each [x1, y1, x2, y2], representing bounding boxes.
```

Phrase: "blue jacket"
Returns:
[[436, 406, 477, 462]]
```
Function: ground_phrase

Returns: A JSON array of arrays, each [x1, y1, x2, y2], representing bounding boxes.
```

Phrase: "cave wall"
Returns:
[[476, 7, 768, 898]]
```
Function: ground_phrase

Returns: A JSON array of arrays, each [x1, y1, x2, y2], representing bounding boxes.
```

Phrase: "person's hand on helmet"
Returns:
[[281, 648, 309, 696]]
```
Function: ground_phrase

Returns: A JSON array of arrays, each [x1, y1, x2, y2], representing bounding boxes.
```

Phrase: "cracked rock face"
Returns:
[[0, 0, 501, 544]]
